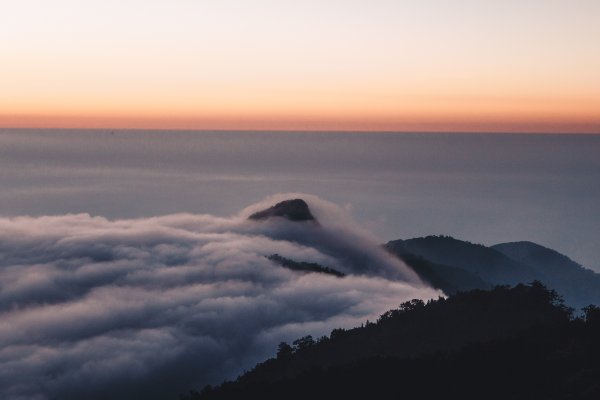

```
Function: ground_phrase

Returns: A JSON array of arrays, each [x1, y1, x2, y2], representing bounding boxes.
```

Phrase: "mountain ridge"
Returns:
[[386, 235, 600, 310]]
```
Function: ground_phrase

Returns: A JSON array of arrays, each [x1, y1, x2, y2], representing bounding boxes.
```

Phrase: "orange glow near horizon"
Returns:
[[3, 111, 598, 134], [1, 1, 600, 133], [3, 89, 598, 132]]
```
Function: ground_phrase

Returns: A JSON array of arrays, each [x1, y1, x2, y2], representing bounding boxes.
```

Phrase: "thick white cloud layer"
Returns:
[[0, 194, 441, 400]]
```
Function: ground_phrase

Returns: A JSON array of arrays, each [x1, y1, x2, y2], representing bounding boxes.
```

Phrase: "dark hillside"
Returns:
[[393, 253, 491, 294], [180, 284, 600, 400]]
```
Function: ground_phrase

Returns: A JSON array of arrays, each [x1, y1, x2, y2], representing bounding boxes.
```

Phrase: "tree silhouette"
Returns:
[[292, 335, 314, 352], [276, 342, 294, 359]]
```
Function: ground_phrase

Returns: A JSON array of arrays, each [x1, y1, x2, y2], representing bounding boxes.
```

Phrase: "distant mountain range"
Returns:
[[249, 199, 600, 310], [386, 235, 600, 310]]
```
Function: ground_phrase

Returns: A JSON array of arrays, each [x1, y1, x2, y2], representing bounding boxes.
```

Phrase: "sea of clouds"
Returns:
[[0, 194, 441, 400]]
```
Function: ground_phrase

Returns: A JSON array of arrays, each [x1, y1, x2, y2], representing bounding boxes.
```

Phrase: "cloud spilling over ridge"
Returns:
[[0, 194, 440, 400]]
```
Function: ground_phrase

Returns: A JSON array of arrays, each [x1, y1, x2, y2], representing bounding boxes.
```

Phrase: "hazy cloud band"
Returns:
[[0, 194, 440, 400]]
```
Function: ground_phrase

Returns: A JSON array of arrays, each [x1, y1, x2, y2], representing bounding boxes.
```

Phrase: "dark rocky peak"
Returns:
[[249, 199, 316, 222]]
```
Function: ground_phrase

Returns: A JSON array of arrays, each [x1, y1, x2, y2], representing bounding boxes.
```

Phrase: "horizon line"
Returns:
[[2, 126, 599, 136]]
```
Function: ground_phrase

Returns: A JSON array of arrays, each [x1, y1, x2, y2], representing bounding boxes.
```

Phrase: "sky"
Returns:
[[1, 0, 600, 132]]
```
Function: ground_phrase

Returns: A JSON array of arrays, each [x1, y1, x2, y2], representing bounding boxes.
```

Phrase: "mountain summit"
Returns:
[[249, 199, 316, 222]]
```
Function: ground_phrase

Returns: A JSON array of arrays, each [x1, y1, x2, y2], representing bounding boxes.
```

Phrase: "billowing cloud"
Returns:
[[0, 194, 440, 400]]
